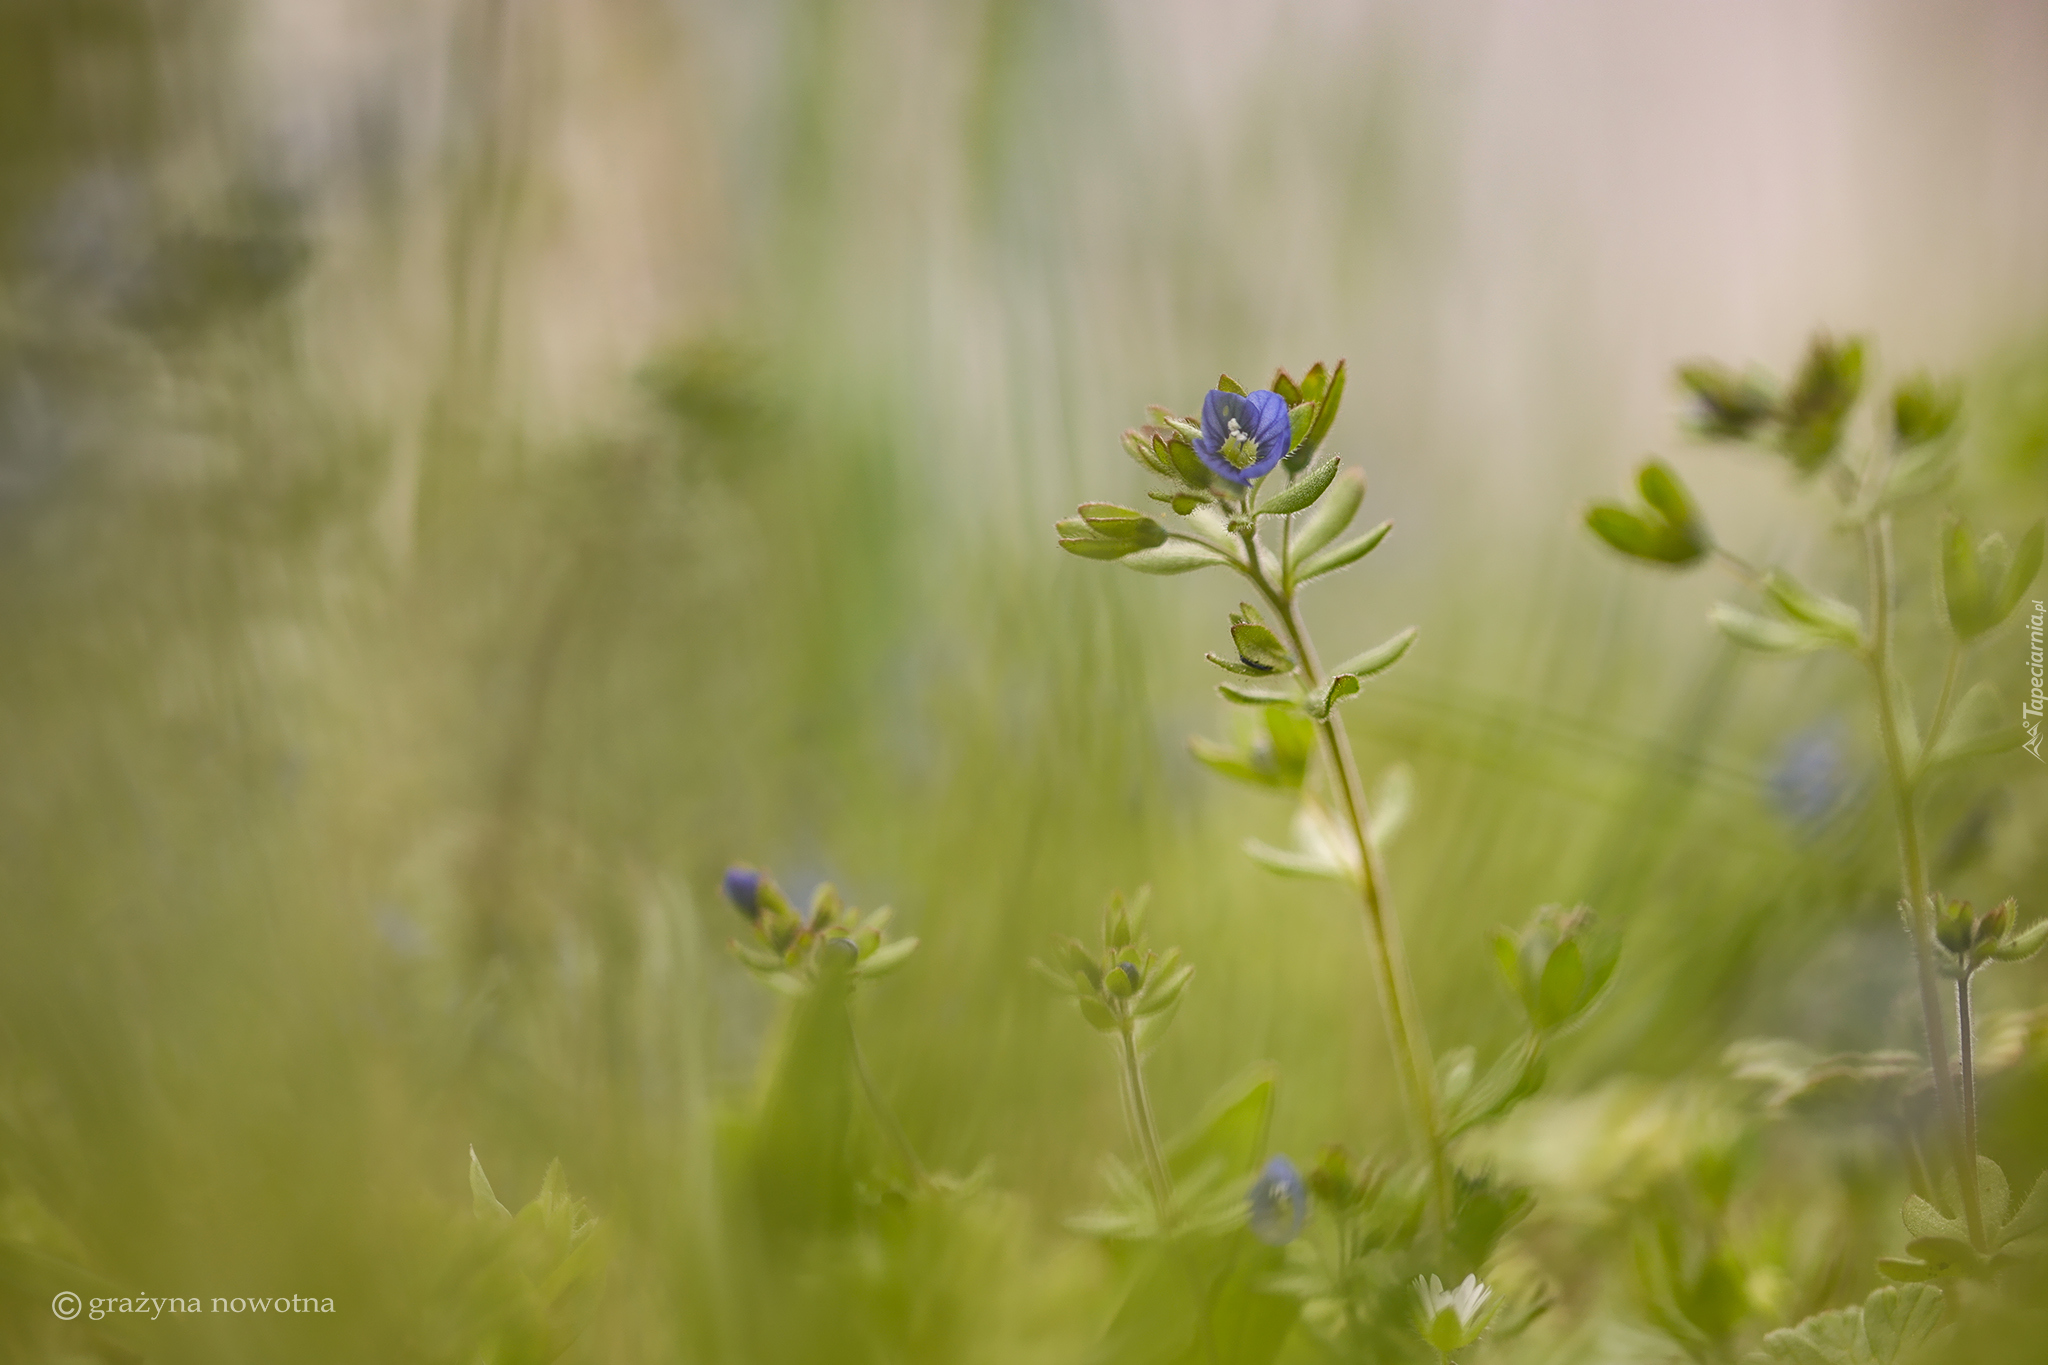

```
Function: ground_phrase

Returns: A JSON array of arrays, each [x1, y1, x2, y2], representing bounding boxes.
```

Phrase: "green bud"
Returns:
[[1678, 361, 1775, 440], [1975, 898, 2014, 951], [1078, 503, 1169, 546], [1943, 519, 2043, 641], [1586, 460, 1712, 567], [1934, 896, 1975, 955], [1105, 962, 1138, 997], [1230, 621, 1295, 673], [1775, 333, 1864, 472], [1892, 373, 1961, 448]]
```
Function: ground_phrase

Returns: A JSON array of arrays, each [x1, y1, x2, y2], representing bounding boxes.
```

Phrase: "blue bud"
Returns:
[[1195, 389, 1293, 485], [721, 865, 762, 920], [1247, 1153, 1305, 1245]]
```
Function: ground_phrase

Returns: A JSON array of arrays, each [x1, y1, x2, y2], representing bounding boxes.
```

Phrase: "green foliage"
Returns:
[[1748, 1285, 1948, 1365], [1586, 460, 1714, 565]]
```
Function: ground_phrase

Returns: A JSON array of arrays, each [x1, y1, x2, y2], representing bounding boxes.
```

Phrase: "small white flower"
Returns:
[[1413, 1273, 1497, 1354]]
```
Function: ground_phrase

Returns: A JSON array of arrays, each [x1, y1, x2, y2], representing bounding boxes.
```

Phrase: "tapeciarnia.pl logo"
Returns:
[[2025, 599, 2045, 762]]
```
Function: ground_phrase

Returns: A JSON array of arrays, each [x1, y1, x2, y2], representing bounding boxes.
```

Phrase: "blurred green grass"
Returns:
[[1, 3, 2047, 1362]]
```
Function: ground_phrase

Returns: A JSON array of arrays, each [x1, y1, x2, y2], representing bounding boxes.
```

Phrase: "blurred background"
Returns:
[[2, 1, 2046, 1361]]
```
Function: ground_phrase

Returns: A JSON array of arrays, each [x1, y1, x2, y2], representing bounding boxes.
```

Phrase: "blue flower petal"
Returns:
[[1194, 388, 1293, 484], [721, 865, 762, 919], [1247, 1153, 1306, 1245]]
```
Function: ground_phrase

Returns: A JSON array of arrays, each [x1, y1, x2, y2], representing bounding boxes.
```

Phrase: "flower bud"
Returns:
[[1934, 896, 1975, 955], [721, 865, 762, 920], [1975, 898, 2015, 951], [1248, 1155, 1306, 1245]]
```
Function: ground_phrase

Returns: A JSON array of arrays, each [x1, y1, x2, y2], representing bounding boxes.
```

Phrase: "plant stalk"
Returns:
[[848, 1011, 929, 1185], [1238, 524, 1455, 1234], [1118, 1023, 1175, 1215], [1958, 971, 1980, 1189], [1861, 514, 1986, 1247]]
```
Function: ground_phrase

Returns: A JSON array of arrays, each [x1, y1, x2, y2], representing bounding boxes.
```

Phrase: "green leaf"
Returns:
[[1078, 997, 1118, 1032], [470, 1147, 513, 1224], [1296, 520, 1392, 582], [1259, 456, 1340, 516], [1901, 1194, 1967, 1245], [1230, 621, 1295, 672], [1751, 1284, 1944, 1365], [1943, 519, 1992, 638], [1291, 467, 1364, 562], [1991, 919, 2048, 964], [1992, 521, 2044, 625], [1892, 373, 1961, 448], [1927, 681, 2024, 767], [1060, 530, 1142, 560], [1289, 359, 1346, 467], [1976, 1155, 2013, 1230], [1536, 939, 1586, 1031], [1241, 838, 1346, 880], [1217, 680, 1298, 707], [1216, 373, 1246, 395], [1079, 503, 1169, 545], [1763, 572, 1864, 647], [2002, 1172, 2048, 1244], [1710, 604, 1829, 654], [1189, 737, 1281, 788], [1586, 460, 1713, 566], [852, 937, 918, 979], [1330, 626, 1418, 680], [1122, 541, 1233, 574], [1367, 762, 1414, 849], [1166, 1064, 1275, 1183], [1302, 673, 1360, 721]]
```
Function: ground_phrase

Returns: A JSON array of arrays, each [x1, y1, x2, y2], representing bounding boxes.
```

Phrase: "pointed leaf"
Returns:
[[1330, 626, 1418, 680], [1124, 540, 1233, 574], [1231, 621, 1295, 672], [1166, 1064, 1276, 1182], [1297, 520, 1392, 582], [2001, 1172, 2048, 1245], [470, 1148, 513, 1224], [1992, 522, 2044, 625], [1290, 359, 1345, 466], [1242, 838, 1347, 880], [1711, 603, 1829, 654], [1764, 571, 1864, 647], [1291, 468, 1365, 566], [1218, 680, 1299, 707], [1991, 919, 2048, 964], [1260, 456, 1341, 516], [852, 937, 919, 979]]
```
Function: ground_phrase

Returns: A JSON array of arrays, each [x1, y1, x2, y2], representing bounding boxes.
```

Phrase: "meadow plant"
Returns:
[[1586, 333, 2048, 1361], [1049, 364, 1616, 1361]]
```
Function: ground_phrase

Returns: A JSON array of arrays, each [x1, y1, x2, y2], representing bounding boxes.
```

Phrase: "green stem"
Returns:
[[1861, 514, 1985, 1247], [848, 1011, 929, 1186], [1118, 1023, 1175, 1216], [1958, 970, 1980, 1188], [1237, 524, 1455, 1235]]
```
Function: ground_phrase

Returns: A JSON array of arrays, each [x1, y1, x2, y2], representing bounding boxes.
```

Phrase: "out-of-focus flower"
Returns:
[[1247, 1154, 1305, 1245], [1414, 1273, 1497, 1354], [1194, 388, 1291, 484], [1767, 721, 1855, 827], [721, 864, 762, 919]]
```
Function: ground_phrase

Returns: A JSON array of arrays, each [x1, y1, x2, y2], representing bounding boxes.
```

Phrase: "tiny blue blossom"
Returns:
[[1247, 1153, 1306, 1245], [1768, 721, 1854, 827], [721, 865, 762, 919], [1194, 388, 1293, 484]]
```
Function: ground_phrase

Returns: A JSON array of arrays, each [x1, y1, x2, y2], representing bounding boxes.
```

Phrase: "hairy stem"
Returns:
[[1237, 524, 1454, 1234], [848, 1010, 928, 1185], [1861, 514, 1985, 1246], [1118, 1023, 1175, 1215], [1958, 971, 1980, 1188]]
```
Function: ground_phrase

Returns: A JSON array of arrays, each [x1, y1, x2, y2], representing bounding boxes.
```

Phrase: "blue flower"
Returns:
[[1195, 388, 1293, 484], [1247, 1154, 1306, 1245], [722, 865, 762, 920]]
